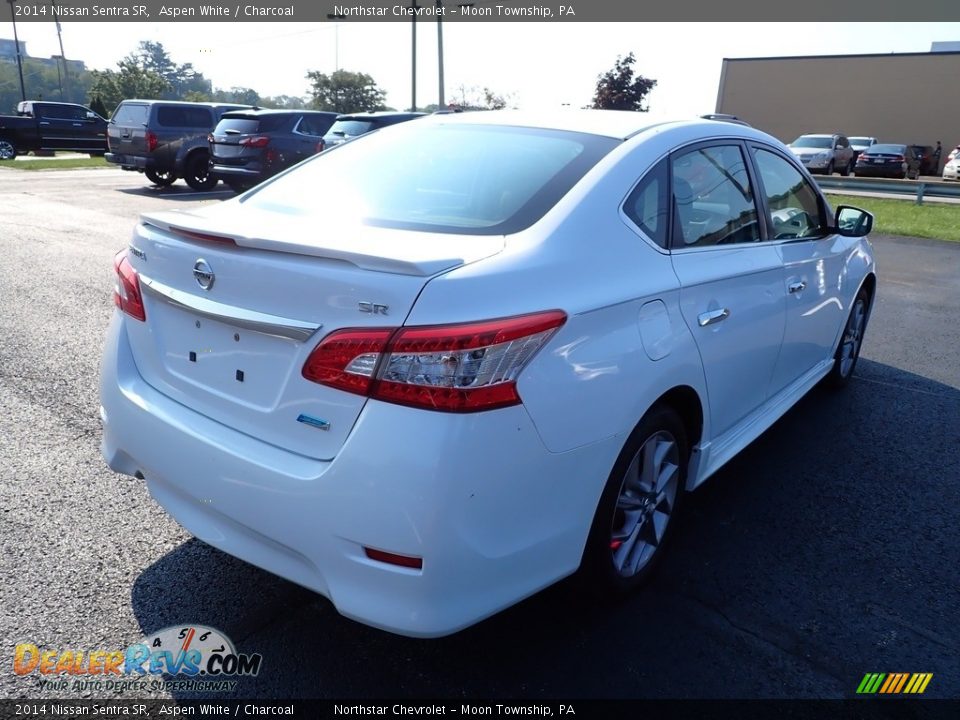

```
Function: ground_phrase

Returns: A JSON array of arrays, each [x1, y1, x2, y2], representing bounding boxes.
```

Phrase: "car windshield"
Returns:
[[791, 136, 833, 149], [868, 144, 906, 154], [243, 123, 619, 235], [849, 137, 872, 146], [215, 118, 260, 134]]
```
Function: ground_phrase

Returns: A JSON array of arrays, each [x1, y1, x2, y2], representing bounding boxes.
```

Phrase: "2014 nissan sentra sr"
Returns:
[[100, 110, 876, 637]]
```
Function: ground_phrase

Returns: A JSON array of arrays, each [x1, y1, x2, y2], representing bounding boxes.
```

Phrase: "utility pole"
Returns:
[[8, 0, 27, 102], [51, 0, 69, 99], [436, 0, 445, 108]]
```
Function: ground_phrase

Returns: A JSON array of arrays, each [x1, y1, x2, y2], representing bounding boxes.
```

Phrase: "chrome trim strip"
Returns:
[[139, 274, 321, 342]]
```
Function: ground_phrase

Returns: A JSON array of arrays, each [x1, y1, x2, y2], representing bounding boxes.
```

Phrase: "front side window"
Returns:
[[670, 144, 760, 248], [752, 148, 826, 240]]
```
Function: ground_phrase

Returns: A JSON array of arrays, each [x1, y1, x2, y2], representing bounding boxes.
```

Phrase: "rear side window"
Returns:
[[112, 104, 149, 126], [245, 124, 618, 235], [751, 148, 826, 240], [296, 115, 336, 136], [156, 106, 213, 128], [623, 158, 669, 249]]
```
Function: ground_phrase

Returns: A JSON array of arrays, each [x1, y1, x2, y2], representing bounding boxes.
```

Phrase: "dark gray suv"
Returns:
[[106, 100, 251, 190]]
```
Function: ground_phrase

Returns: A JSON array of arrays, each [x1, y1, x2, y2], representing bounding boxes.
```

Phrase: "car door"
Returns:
[[749, 145, 849, 395], [35, 103, 79, 150], [668, 141, 787, 438]]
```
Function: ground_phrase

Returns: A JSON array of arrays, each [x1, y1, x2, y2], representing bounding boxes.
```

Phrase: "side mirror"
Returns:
[[833, 205, 873, 237]]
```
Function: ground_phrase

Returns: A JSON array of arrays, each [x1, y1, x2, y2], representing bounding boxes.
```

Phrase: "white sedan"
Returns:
[[101, 111, 876, 637]]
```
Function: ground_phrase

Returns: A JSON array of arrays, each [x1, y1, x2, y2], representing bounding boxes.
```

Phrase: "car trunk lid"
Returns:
[[122, 205, 504, 460]]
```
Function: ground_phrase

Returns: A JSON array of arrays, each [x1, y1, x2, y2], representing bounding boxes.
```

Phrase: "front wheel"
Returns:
[[825, 286, 870, 388], [145, 167, 176, 186], [184, 153, 218, 191], [582, 405, 689, 593], [0, 139, 17, 160]]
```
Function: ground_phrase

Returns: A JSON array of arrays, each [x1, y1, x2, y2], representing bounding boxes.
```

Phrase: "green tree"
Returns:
[[590, 53, 657, 112], [88, 61, 170, 111], [448, 85, 512, 112], [126, 40, 211, 99], [89, 95, 109, 118], [306, 69, 386, 113], [211, 87, 262, 106], [261, 94, 308, 110]]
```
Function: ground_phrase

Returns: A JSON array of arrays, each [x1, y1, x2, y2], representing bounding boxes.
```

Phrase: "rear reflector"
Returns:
[[363, 547, 423, 570], [112, 250, 145, 321], [302, 310, 567, 412], [146, 131, 158, 153]]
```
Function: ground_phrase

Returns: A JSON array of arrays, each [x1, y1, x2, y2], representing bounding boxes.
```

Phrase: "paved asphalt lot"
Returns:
[[0, 167, 958, 701]]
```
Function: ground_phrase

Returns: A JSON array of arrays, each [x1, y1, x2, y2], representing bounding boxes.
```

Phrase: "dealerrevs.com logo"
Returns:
[[14, 625, 262, 693]]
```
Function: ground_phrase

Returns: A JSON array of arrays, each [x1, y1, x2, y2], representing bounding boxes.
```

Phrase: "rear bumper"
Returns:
[[854, 165, 905, 178], [105, 152, 149, 171], [99, 314, 616, 637], [209, 164, 262, 180]]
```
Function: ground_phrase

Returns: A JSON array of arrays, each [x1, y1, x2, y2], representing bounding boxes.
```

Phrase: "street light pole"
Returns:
[[7, 0, 28, 102], [410, 0, 418, 112], [436, 0, 445, 108]]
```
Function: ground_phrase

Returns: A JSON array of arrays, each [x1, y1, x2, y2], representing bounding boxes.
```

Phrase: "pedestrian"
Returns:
[[933, 141, 942, 174]]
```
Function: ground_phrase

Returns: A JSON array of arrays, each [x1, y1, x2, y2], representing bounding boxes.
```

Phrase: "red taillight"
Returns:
[[894, 155, 906, 162], [315, 139, 325, 153], [239, 135, 270, 149], [363, 547, 423, 570], [112, 251, 145, 321], [146, 130, 158, 153], [301, 311, 567, 413]]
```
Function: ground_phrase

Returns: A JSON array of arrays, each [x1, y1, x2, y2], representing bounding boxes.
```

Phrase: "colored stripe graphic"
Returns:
[[858, 673, 933, 695]]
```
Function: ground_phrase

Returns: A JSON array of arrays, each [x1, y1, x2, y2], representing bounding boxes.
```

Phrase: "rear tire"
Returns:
[[0, 139, 16, 160], [184, 153, 218, 191], [581, 405, 689, 594], [145, 168, 176, 186]]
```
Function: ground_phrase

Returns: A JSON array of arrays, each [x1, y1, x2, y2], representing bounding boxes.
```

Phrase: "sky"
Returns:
[[4, 22, 960, 113]]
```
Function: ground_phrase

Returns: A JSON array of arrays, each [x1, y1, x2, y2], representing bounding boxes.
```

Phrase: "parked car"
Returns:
[[321, 111, 425, 148], [946, 143, 959, 165], [101, 111, 876, 638], [904, 145, 938, 177], [0, 101, 107, 159], [848, 136, 877, 161], [943, 154, 959, 181], [853, 143, 909, 179], [105, 100, 251, 190], [208, 109, 338, 193], [786, 133, 855, 175]]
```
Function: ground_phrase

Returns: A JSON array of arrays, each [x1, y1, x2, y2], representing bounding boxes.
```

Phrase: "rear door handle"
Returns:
[[788, 281, 806, 294], [698, 308, 730, 327]]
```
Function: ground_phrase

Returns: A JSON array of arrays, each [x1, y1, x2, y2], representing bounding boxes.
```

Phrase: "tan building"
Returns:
[[715, 51, 960, 150]]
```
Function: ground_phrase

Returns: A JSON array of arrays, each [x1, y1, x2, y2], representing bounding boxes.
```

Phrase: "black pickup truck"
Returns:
[[0, 101, 108, 160]]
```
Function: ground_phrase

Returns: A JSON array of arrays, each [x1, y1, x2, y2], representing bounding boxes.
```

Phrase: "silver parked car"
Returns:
[[787, 133, 856, 176]]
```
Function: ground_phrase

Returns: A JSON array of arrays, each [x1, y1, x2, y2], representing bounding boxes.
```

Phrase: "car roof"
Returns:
[[221, 109, 337, 118], [335, 111, 427, 120], [119, 99, 252, 109], [417, 109, 765, 141]]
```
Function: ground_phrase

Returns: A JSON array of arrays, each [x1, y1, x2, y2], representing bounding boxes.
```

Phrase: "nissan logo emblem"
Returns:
[[193, 259, 215, 290]]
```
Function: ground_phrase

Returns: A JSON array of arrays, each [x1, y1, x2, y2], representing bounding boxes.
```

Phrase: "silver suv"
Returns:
[[787, 133, 856, 176]]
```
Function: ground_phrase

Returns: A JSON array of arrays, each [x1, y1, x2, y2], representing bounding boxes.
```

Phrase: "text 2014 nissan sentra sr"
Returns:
[[100, 111, 876, 637]]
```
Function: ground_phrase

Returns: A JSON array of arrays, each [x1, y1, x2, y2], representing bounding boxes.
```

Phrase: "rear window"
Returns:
[[214, 118, 261, 135], [156, 106, 213, 128], [327, 120, 375, 137], [244, 123, 618, 235], [112, 104, 149, 126], [868, 144, 906, 154]]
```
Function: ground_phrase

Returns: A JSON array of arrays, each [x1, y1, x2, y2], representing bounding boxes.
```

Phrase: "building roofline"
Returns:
[[722, 50, 960, 62]]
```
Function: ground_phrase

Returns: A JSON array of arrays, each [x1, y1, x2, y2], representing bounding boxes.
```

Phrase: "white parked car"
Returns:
[[101, 111, 877, 637], [943, 156, 959, 181]]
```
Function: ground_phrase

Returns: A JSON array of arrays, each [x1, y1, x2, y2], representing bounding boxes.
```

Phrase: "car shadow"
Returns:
[[131, 357, 960, 699], [117, 184, 235, 202]]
